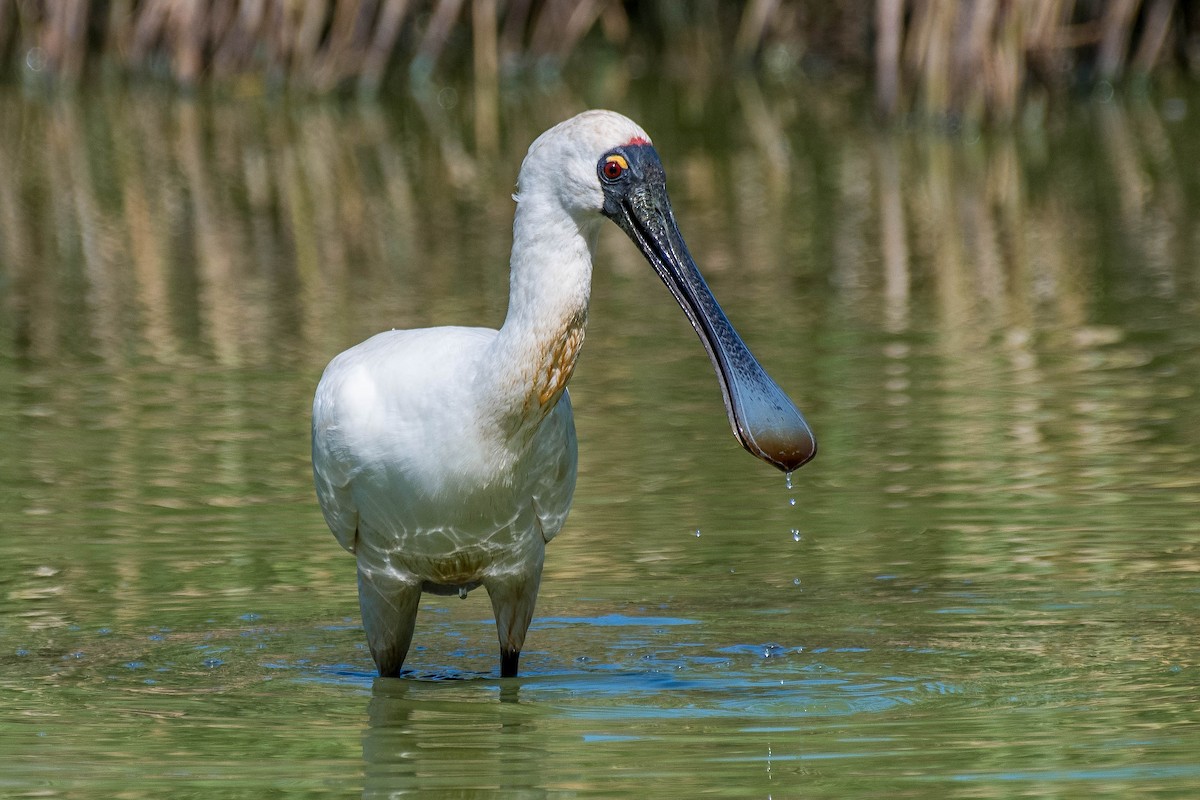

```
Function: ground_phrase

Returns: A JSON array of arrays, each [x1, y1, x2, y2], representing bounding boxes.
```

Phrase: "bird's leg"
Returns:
[[500, 648, 521, 678], [357, 565, 421, 678], [485, 561, 544, 678]]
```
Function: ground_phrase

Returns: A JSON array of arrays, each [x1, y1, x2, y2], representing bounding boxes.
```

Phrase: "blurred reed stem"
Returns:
[[0, 1, 1196, 124]]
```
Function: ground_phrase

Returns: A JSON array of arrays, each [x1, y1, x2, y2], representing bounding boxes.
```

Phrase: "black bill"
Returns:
[[600, 144, 817, 473]]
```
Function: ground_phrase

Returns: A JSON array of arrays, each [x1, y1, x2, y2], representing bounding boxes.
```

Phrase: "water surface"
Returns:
[[1, 81, 1198, 797]]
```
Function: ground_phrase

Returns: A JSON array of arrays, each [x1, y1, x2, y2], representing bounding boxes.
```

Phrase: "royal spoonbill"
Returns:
[[312, 110, 816, 678]]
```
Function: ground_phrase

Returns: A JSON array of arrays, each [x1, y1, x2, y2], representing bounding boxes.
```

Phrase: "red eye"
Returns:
[[602, 156, 627, 181]]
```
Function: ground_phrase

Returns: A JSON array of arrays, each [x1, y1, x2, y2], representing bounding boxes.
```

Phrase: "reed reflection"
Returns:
[[1, 81, 1198, 635], [2, 87, 1192, 365]]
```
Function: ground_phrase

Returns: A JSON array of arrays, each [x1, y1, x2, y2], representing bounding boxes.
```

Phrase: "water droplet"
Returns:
[[25, 47, 45, 73], [788, 497, 796, 506], [793, 577, 801, 586], [762, 643, 786, 658], [694, 529, 702, 537], [785, 472, 793, 490], [792, 529, 801, 542]]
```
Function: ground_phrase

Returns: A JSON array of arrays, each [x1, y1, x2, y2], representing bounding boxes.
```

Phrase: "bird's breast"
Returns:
[[315, 325, 578, 582]]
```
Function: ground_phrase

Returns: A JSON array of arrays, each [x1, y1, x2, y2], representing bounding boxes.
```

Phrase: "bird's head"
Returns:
[[519, 111, 817, 473], [517, 110, 652, 220]]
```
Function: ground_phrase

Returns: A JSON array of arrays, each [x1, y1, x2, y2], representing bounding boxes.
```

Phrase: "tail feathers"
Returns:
[[357, 567, 421, 677]]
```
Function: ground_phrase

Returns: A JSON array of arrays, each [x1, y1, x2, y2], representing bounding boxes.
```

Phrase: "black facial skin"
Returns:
[[598, 145, 817, 473]]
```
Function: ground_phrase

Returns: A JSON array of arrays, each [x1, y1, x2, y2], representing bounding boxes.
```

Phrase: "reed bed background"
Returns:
[[1, 1, 1198, 123]]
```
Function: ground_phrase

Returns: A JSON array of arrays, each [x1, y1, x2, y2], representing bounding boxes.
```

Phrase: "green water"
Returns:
[[1, 79, 1198, 797]]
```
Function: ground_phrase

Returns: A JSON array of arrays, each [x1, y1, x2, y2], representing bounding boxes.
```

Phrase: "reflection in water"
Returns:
[[359, 623, 950, 798], [3, 84, 1198, 376], [1, 81, 1199, 797], [365, 678, 534, 799]]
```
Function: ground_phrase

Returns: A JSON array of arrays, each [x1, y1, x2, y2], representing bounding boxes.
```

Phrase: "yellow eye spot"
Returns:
[[602, 155, 628, 180]]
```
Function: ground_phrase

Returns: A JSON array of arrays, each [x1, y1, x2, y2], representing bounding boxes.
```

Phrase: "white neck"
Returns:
[[483, 194, 599, 432]]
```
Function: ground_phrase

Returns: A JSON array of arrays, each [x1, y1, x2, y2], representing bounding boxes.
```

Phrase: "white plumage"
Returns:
[[312, 110, 815, 678]]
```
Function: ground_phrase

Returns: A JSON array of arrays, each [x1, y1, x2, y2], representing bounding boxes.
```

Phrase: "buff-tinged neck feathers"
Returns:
[[485, 111, 651, 432]]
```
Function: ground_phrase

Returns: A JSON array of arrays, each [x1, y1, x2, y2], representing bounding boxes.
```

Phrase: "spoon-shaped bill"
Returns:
[[603, 147, 816, 472]]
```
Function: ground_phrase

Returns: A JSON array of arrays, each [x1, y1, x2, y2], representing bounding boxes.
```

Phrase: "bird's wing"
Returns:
[[530, 391, 578, 543], [312, 364, 362, 554], [311, 327, 498, 554]]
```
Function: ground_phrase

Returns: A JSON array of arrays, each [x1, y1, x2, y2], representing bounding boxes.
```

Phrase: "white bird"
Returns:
[[312, 110, 816, 678]]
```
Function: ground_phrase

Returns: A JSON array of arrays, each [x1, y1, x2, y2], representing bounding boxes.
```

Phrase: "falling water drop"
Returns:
[[792, 529, 801, 542], [694, 529, 701, 538], [785, 471, 793, 490], [788, 497, 796, 506]]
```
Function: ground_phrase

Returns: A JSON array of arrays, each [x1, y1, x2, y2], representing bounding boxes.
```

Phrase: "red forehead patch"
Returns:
[[626, 135, 649, 145]]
